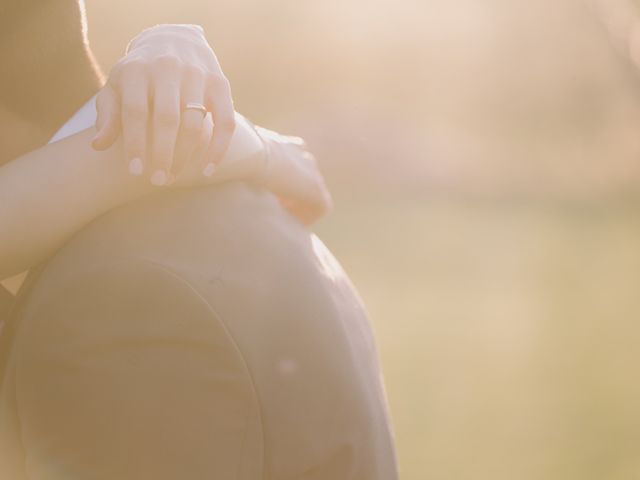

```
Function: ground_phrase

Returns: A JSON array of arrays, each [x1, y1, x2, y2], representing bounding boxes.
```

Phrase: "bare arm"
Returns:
[[0, 113, 264, 281]]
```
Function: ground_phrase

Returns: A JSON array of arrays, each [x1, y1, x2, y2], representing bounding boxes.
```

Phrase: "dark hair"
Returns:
[[0, 0, 104, 133]]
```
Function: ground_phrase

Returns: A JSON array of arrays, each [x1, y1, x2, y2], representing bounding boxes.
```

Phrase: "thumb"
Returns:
[[91, 84, 121, 150]]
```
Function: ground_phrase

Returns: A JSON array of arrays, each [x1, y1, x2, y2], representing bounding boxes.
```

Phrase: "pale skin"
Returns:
[[92, 24, 238, 184], [0, 112, 262, 283], [0, 24, 331, 289], [91, 23, 331, 220]]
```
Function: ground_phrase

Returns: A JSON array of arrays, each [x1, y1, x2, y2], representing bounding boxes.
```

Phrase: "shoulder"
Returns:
[[14, 182, 308, 316]]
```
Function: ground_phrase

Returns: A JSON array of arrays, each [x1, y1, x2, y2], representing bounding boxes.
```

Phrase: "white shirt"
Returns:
[[48, 94, 98, 144]]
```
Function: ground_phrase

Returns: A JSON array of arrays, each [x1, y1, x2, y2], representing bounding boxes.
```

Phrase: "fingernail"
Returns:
[[129, 157, 144, 176], [203, 163, 216, 177], [150, 170, 168, 186]]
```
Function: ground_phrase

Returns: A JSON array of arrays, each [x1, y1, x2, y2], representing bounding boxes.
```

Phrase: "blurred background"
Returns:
[[87, 0, 640, 478]]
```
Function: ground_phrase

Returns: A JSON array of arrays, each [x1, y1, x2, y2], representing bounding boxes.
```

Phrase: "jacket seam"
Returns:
[[142, 258, 268, 478]]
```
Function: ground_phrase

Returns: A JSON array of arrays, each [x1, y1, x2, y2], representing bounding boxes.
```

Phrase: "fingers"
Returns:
[[92, 84, 121, 150], [171, 66, 208, 177], [148, 56, 183, 185], [101, 56, 235, 186], [173, 112, 214, 185], [119, 65, 150, 177], [202, 74, 236, 176]]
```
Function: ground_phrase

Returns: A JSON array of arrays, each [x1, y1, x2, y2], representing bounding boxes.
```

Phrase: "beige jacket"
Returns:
[[0, 182, 398, 479]]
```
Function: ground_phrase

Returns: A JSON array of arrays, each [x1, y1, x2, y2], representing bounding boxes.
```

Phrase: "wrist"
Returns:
[[237, 115, 272, 187], [255, 133, 271, 186], [125, 24, 206, 54]]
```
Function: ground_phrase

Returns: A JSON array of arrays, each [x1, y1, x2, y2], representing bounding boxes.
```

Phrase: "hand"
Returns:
[[91, 24, 235, 185], [168, 112, 265, 189], [252, 126, 333, 225], [168, 114, 332, 225]]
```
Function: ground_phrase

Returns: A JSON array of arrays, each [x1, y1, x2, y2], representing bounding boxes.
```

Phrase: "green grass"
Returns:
[[314, 194, 640, 480]]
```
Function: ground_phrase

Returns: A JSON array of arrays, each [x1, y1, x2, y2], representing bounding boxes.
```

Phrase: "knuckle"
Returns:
[[221, 77, 232, 94], [115, 57, 149, 79], [207, 72, 229, 89], [152, 53, 183, 73], [204, 71, 223, 90], [217, 116, 236, 132], [126, 56, 150, 70], [183, 63, 206, 81], [123, 102, 148, 120]]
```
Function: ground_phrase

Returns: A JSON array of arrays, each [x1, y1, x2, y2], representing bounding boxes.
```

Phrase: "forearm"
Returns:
[[0, 113, 265, 281], [0, 127, 148, 280]]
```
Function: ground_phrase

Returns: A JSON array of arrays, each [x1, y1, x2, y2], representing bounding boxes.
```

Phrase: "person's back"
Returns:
[[0, 183, 398, 479]]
